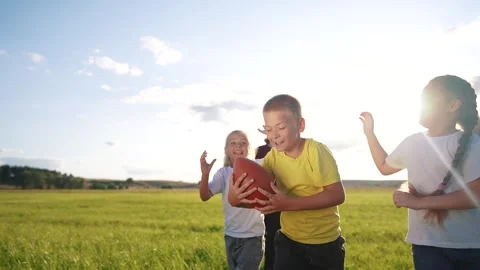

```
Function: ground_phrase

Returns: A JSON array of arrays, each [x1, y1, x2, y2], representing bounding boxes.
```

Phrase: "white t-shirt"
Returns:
[[208, 166, 265, 238], [386, 131, 480, 248]]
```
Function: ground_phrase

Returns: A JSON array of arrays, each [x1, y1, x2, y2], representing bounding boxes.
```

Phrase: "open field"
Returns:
[[0, 187, 412, 270]]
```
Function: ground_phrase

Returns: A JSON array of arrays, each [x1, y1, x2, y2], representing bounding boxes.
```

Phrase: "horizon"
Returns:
[[1, 1, 480, 183], [0, 163, 407, 183]]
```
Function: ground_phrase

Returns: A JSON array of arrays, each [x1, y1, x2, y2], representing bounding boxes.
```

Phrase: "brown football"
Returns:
[[232, 157, 275, 209]]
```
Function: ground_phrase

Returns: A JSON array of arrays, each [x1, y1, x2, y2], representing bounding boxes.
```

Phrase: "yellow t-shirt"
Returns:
[[262, 138, 342, 244]]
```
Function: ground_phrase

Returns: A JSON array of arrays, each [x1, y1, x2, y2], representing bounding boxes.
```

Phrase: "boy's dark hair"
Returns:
[[263, 94, 302, 120], [422, 75, 479, 225], [264, 138, 270, 144]]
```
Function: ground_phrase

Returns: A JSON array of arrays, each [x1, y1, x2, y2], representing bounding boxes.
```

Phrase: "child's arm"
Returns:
[[257, 181, 345, 213], [394, 178, 480, 210], [199, 151, 219, 202], [256, 143, 345, 213], [365, 132, 402, 176], [360, 112, 402, 175], [199, 172, 214, 201], [419, 178, 480, 209], [394, 139, 480, 210], [280, 182, 345, 211]]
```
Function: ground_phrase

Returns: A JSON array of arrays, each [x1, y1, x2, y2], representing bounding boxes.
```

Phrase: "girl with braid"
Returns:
[[360, 74, 480, 270]]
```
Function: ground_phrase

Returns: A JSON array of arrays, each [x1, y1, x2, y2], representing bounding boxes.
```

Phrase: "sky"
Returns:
[[1, 0, 480, 182]]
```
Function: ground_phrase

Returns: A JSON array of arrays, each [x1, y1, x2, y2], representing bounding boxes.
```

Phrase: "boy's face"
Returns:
[[262, 109, 305, 152]]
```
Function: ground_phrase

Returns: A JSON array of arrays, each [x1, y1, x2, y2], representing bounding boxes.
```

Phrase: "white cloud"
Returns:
[[123, 165, 164, 178], [140, 36, 183, 66], [154, 106, 195, 127], [440, 17, 480, 45], [75, 68, 94, 77], [122, 80, 259, 106], [190, 101, 256, 122], [472, 76, 480, 93], [89, 56, 127, 73], [119, 79, 269, 174], [100, 84, 112, 91], [0, 49, 7, 56], [0, 157, 63, 171], [125, 75, 416, 162], [88, 56, 143, 76], [105, 141, 118, 147], [122, 86, 166, 104], [27, 52, 46, 64], [17, 17, 478, 183], [0, 148, 24, 155], [129, 66, 143, 77], [94, 48, 101, 53]]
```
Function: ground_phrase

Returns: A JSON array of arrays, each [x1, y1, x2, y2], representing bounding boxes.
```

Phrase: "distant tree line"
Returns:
[[0, 165, 198, 190], [89, 181, 129, 190], [0, 165, 85, 189]]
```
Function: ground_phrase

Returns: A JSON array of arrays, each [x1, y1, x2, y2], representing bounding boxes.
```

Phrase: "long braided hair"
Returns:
[[417, 75, 479, 225]]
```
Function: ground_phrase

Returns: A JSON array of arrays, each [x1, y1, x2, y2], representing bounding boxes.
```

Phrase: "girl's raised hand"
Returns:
[[200, 151, 216, 175], [359, 112, 375, 135]]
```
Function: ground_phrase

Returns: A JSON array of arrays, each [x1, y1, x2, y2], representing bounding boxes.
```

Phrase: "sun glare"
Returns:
[[423, 134, 480, 208]]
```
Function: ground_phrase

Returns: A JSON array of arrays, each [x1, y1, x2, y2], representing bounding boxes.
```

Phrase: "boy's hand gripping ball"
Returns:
[[232, 157, 275, 209]]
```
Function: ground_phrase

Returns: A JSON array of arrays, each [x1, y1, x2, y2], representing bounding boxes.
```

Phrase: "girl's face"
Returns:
[[225, 132, 249, 164], [419, 88, 460, 129]]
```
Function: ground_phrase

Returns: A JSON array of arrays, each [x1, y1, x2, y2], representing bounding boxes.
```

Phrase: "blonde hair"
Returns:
[[223, 130, 250, 167], [263, 94, 302, 120]]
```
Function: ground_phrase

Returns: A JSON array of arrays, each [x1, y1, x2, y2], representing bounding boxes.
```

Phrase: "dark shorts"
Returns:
[[274, 230, 345, 270], [412, 244, 480, 270]]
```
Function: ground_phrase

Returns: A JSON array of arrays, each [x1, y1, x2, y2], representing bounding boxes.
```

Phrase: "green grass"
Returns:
[[0, 188, 412, 270]]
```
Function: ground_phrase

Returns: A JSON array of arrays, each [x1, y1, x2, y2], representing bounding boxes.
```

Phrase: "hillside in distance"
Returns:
[[86, 178, 406, 189], [0, 164, 405, 190]]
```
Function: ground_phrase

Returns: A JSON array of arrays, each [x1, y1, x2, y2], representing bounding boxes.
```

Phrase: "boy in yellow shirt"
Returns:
[[229, 94, 346, 270]]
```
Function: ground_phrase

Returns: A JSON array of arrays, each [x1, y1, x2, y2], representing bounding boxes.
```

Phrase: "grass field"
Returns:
[[0, 188, 413, 270]]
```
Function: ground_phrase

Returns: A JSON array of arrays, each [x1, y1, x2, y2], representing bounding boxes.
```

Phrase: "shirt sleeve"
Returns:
[[261, 151, 275, 179], [314, 143, 341, 187], [462, 135, 480, 183], [385, 135, 412, 169], [208, 168, 225, 195]]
